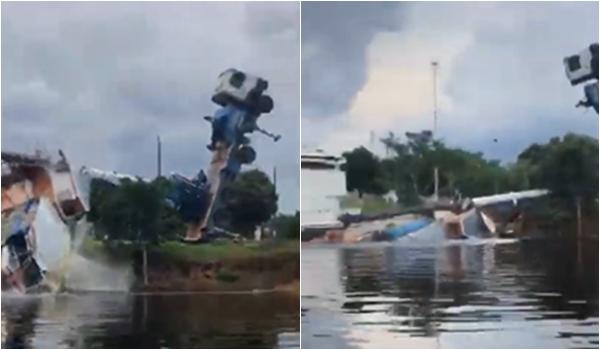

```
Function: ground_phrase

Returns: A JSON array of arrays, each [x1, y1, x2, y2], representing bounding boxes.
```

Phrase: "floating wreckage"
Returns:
[[377, 217, 435, 241], [464, 189, 550, 237], [306, 189, 549, 244], [1, 150, 88, 292]]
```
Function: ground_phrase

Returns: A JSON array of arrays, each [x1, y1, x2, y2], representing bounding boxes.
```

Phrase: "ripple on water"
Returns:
[[2, 291, 299, 348], [301, 239, 599, 348]]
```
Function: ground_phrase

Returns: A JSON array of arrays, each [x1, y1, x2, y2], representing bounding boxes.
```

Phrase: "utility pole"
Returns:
[[576, 196, 583, 269], [433, 167, 439, 202], [432, 61, 439, 201], [157, 135, 162, 177], [432, 61, 439, 138], [576, 196, 583, 239], [273, 166, 278, 194]]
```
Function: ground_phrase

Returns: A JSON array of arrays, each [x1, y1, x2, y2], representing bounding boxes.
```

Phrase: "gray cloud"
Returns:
[[302, 2, 599, 162], [2, 2, 299, 212], [301, 2, 402, 118]]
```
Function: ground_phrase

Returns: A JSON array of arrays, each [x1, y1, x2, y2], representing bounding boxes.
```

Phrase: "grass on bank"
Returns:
[[156, 239, 298, 263], [339, 193, 399, 215], [79, 236, 299, 264]]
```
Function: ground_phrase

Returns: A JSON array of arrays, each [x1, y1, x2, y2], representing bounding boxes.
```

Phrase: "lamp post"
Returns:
[[432, 61, 439, 138], [432, 61, 439, 201], [157, 135, 162, 177]]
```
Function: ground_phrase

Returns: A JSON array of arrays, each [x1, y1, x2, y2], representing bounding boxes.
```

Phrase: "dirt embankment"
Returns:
[[78, 239, 300, 293], [137, 249, 299, 293]]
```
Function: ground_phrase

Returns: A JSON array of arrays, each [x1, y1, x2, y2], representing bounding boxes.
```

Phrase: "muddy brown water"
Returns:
[[301, 238, 598, 348], [2, 290, 299, 348]]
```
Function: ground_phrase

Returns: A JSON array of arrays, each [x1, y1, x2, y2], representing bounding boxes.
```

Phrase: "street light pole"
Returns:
[[157, 135, 162, 178], [432, 61, 439, 138], [432, 61, 439, 201]]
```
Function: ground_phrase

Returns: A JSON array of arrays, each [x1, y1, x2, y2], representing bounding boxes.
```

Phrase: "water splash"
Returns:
[[32, 198, 132, 292], [62, 254, 132, 292]]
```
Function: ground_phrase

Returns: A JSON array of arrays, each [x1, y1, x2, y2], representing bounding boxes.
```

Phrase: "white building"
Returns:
[[301, 150, 346, 233]]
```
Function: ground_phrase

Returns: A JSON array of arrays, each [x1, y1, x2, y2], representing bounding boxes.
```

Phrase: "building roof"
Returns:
[[301, 150, 344, 169], [79, 166, 147, 185]]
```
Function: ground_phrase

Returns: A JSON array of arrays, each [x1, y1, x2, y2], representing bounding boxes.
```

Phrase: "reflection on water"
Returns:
[[302, 239, 598, 348], [2, 291, 299, 348]]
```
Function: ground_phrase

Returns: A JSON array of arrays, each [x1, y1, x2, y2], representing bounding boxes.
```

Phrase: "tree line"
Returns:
[[342, 131, 598, 228], [87, 169, 298, 243]]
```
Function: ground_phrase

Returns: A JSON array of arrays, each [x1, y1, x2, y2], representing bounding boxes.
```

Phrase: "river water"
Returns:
[[301, 238, 598, 348], [2, 291, 299, 348]]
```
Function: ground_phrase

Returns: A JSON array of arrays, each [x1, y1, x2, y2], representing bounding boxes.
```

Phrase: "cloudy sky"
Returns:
[[2, 2, 300, 213], [302, 2, 599, 161]]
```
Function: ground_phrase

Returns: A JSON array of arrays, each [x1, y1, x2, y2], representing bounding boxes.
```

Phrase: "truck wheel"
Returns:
[[258, 95, 274, 114], [235, 145, 256, 164]]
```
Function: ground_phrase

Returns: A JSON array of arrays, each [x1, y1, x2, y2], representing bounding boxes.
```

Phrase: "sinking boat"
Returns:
[[1, 150, 88, 292], [378, 217, 434, 241]]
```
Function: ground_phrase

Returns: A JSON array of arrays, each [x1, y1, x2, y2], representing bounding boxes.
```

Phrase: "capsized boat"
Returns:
[[379, 217, 434, 241]]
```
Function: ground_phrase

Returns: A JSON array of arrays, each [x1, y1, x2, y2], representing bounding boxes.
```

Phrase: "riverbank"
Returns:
[[79, 239, 299, 293]]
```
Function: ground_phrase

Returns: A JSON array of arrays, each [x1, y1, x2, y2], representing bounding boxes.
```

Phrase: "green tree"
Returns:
[[220, 169, 278, 236], [378, 130, 512, 205], [372, 129, 598, 233], [87, 177, 184, 242], [341, 146, 388, 197], [505, 160, 533, 191], [86, 177, 184, 285], [269, 211, 300, 240], [519, 133, 598, 214]]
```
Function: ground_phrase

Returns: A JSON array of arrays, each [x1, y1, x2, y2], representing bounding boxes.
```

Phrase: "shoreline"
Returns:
[[80, 239, 300, 293]]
